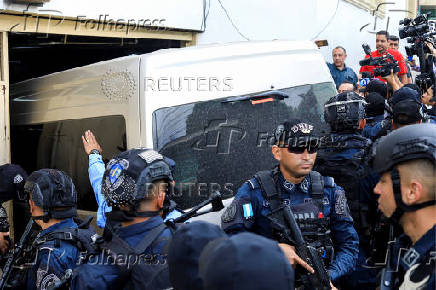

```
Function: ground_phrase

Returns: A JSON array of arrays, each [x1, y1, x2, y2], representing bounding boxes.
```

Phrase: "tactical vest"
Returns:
[[33, 216, 99, 259], [315, 135, 371, 234], [254, 169, 334, 266], [99, 221, 174, 289]]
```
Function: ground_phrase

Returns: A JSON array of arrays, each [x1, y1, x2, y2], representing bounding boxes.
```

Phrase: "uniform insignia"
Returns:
[[221, 202, 237, 223], [322, 197, 330, 205], [290, 123, 313, 134], [138, 150, 163, 163], [242, 203, 253, 219], [399, 263, 430, 290], [282, 199, 290, 206], [402, 248, 420, 267], [109, 164, 124, 184], [13, 174, 23, 184], [40, 273, 61, 290], [283, 180, 295, 192], [335, 191, 348, 215], [300, 178, 309, 193]]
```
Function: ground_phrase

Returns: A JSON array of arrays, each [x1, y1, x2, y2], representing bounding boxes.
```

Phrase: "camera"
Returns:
[[359, 44, 400, 77]]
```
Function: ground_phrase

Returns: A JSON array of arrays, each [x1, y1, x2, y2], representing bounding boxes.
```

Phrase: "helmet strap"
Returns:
[[389, 168, 436, 224]]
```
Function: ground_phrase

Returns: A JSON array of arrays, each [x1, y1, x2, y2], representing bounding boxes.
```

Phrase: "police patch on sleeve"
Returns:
[[221, 202, 237, 223], [40, 273, 61, 290], [334, 189, 349, 216]]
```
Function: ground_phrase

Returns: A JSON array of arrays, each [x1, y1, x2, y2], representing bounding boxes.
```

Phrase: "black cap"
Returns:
[[199, 232, 294, 290], [360, 79, 388, 98], [168, 221, 226, 290], [393, 100, 423, 125], [0, 164, 28, 203], [390, 87, 421, 107], [274, 119, 318, 146], [365, 92, 385, 117]]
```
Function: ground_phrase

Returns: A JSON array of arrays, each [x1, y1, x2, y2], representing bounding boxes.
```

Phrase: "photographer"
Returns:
[[359, 31, 408, 84]]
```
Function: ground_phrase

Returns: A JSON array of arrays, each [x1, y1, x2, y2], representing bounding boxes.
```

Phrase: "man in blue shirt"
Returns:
[[82, 130, 182, 228], [221, 119, 359, 288], [371, 124, 435, 290], [71, 148, 175, 289], [25, 169, 86, 290], [326, 46, 358, 88]]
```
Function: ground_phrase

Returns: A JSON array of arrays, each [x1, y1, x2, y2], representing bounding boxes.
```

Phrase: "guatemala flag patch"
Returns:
[[242, 203, 253, 219]]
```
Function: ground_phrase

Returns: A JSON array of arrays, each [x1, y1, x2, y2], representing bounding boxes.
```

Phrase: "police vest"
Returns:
[[33, 216, 99, 257], [315, 135, 371, 234], [253, 168, 334, 265], [99, 221, 174, 289]]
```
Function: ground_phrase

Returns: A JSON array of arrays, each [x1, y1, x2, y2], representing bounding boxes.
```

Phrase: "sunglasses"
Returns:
[[286, 145, 319, 154]]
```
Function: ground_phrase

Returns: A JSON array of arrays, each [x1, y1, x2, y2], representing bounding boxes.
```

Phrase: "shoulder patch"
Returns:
[[242, 203, 253, 219], [221, 202, 237, 223], [334, 189, 348, 215], [40, 273, 61, 290]]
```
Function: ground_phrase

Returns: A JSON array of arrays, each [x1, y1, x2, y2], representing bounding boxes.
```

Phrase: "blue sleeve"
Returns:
[[221, 181, 257, 235], [89, 154, 112, 228], [71, 264, 121, 290], [352, 69, 358, 85], [327, 185, 359, 282], [28, 247, 77, 290]]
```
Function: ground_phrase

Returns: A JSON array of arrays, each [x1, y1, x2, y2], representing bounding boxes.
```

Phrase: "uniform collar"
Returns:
[[400, 224, 436, 269], [40, 217, 77, 236], [117, 215, 164, 239], [279, 173, 310, 195]]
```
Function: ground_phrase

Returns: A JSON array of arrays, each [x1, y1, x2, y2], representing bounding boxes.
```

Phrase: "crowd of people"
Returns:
[[0, 30, 433, 290]]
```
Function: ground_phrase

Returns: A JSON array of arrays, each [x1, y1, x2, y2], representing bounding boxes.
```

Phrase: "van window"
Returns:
[[11, 115, 126, 211], [153, 82, 336, 209]]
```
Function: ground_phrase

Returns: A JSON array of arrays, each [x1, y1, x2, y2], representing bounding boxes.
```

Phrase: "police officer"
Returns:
[[25, 169, 89, 290], [315, 92, 379, 288], [0, 164, 27, 255], [371, 123, 435, 290], [71, 148, 174, 289], [363, 92, 387, 141], [221, 119, 359, 287]]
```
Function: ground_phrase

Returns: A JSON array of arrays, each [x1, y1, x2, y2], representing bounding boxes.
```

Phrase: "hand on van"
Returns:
[[82, 130, 102, 155]]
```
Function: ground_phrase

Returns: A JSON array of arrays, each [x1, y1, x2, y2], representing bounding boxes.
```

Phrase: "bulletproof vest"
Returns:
[[100, 221, 174, 290], [315, 134, 371, 233], [254, 169, 334, 266], [33, 216, 99, 259]]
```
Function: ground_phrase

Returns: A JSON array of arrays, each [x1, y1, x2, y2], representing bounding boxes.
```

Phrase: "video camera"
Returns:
[[399, 13, 436, 95], [359, 44, 400, 77]]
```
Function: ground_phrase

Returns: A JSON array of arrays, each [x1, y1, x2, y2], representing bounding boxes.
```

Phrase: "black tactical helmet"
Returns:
[[24, 169, 77, 222], [370, 123, 436, 221], [102, 148, 173, 211], [324, 92, 366, 132]]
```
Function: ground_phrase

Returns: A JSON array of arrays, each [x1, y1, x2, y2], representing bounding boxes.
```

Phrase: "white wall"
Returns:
[[0, 0, 205, 31], [197, 0, 410, 73]]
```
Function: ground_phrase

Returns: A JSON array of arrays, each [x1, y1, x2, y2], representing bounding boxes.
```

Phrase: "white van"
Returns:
[[10, 40, 336, 227]]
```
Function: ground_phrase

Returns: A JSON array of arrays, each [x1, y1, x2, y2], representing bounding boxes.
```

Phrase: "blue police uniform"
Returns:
[[27, 218, 80, 290], [326, 62, 358, 88], [363, 114, 386, 140], [389, 225, 436, 290], [71, 216, 172, 289], [222, 169, 359, 282]]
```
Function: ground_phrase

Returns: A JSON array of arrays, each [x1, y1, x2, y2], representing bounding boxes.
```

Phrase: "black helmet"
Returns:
[[102, 148, 173, 215], [24, 169, 77, 222], [324, 92, 366, 132], [370, 123, 436, 221]]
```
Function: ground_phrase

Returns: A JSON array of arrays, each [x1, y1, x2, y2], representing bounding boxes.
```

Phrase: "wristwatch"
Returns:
[[90, 149, 101, 155]]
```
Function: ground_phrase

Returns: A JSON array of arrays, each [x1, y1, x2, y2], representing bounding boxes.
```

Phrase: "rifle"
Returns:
[[380, 225, 395, 290], [269, 206, 331, 290], [0, 219, 38, 289]]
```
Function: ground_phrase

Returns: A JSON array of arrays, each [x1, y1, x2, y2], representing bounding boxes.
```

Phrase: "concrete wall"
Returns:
[[197, 0, 410, 74], [0, 0, 205, 31]]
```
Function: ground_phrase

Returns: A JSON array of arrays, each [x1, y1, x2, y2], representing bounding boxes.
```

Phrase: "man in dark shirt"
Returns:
[[327, 46, 358, 88]]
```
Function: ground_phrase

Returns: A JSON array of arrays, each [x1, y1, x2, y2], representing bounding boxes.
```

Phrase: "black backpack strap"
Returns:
[[309, 171, 325, 211], [35, 229, 78, 246], [134, 223, 167, 254], [254, 169, 282, 212]]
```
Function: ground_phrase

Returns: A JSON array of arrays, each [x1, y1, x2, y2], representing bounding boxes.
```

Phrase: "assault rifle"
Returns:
[[0, 219, 38, 289], [380, 225, 396, 290], [269, 206, 331, 290]]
